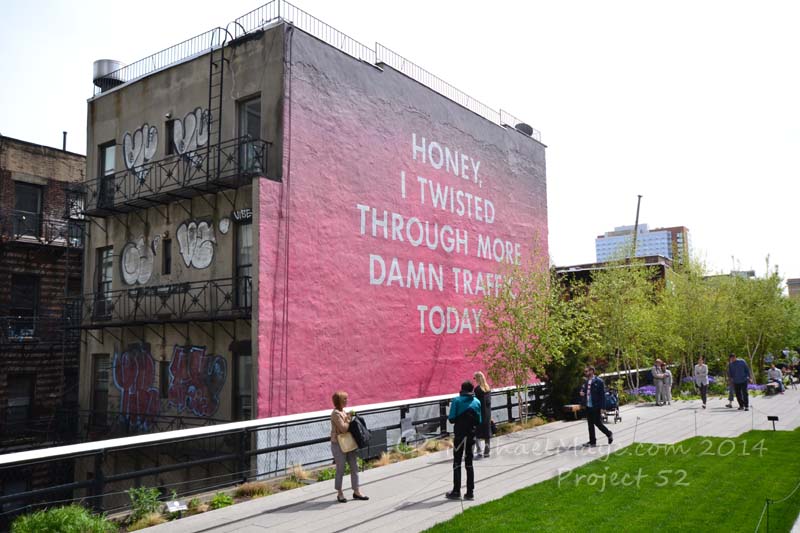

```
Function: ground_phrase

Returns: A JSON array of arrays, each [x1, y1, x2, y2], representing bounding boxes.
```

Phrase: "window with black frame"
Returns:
[[238, 96, 261, 174], [91, 355, 109, 427], [13, 182, 42, 239], [95, 246, 113, 319], [9, 274, 39, 339], [236, 222, 253, 308], [98, 142, 116, 208]]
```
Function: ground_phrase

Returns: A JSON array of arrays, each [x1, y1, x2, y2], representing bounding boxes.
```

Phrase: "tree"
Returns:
[[470, 241, 586, 420]]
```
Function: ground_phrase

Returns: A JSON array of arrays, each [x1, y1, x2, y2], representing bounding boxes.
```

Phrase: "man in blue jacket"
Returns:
[[446, 381, 482, 500], [580, 366, 613, 447], [728, 353, 753, 411]]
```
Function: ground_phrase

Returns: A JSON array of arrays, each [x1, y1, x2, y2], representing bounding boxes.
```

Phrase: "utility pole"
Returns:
[[631, 195, 643, 258]]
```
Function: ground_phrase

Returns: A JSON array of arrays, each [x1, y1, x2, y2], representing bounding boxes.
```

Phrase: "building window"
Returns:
[[233, 342, 252, 421], [159, 360, 170, 399], [91, 354, 109, 427], [165, 120, 176, 155], [162, 238, 172, 275], [238, 96, 261, 173], [236, 222, 252, 308], [13, 182, 42, 239], [9, 275, 39, 339], [6, 374, 34, 427], [98, 142, 116, 208], [95, 247, 113, 319]]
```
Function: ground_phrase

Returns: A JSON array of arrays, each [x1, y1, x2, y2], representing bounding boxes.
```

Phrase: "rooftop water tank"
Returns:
[[93, 59, 126, 92]]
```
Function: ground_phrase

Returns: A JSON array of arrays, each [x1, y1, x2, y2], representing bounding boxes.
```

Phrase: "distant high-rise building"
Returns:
[[787, 278, 800, 299], [595, 224, 691, 264]]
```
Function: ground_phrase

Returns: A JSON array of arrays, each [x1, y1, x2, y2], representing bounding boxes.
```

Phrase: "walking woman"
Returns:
[[693, 356, 709, 408], [473, 371, 492, 458], [330, 391, 369, 503], [661, 362, 673, 405]]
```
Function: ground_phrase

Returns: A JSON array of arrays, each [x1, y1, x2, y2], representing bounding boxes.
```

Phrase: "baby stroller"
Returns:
[[602, 390, 622, 423]]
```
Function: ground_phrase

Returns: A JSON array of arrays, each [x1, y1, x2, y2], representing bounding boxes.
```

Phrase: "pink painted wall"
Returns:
[[258, 31, 548, 416]]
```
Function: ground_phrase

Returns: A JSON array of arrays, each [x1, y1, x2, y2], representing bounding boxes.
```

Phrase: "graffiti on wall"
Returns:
[[113, 343, 160, 431], [121, 236, 154, 285], [123, 124, 158, 182], [173, 107, 210, 158], [176, 219, 216, 269], [168, 345, 227, 417]]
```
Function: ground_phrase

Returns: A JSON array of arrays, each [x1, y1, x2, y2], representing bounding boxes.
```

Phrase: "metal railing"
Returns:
[[0, 315, 80, 346], [0, 210, 85, 248], [0, 382, 548, 524], [84, 137, 268, 216], [73, 276, 252, 328], [0, 406, 80, 451], [93, 28, 227, 94], [92, 0, 540, 142]]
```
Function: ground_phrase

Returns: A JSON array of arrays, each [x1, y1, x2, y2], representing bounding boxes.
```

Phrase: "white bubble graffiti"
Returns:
[[173, 108, 210, 156], [123, 124, 158, 180], [121, 236, 154, 285], [176, 220, 216, 269]]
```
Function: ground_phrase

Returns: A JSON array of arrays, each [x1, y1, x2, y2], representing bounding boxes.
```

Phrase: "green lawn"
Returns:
[[426, 429, 800, 532]]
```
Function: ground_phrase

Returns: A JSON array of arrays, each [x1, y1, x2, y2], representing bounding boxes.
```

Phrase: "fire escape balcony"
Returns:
[[84, 136, 269, 217], [0, 313, 81, 347], [71, 276, 252, 329], [0, 210, 85, 249]]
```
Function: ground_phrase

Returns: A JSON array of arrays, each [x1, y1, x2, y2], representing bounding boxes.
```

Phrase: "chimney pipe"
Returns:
[[62, 131, 67, 151]]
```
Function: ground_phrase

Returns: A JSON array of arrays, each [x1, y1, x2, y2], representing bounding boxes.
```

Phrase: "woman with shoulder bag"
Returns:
[[331, 391, 369, 503]]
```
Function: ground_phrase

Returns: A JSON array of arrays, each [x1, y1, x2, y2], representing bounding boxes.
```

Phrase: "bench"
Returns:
[[563, 404, 582, 420]]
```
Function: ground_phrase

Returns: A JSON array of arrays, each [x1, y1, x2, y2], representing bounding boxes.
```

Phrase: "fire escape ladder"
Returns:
[[207, 30, 230, 189]]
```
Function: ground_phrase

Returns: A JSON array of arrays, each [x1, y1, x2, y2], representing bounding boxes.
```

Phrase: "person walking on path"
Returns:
[[580, 366, 613, 447], [693, 356, 709, 408], [662, 362, 673, 405], [446, 381, 482, 501], [652, 359, 666, 406], [473, 371, 492, 458], [725, 356, 736, 408], [728, 354, 753, 411], [330, 391, 369, 503]]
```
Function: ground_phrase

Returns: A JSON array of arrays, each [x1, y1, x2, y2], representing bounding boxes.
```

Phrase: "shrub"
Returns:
[[316, 466, 336, 481], [127, 512, 166, 531], [186, 498, 208, 516], [278, 479, 304, 491], [209, 492, 234, 510], [289, 464, 310, 481], [235, 481, 272, 499], [127, 486, 161, 524], [11, 504, 115, 533]]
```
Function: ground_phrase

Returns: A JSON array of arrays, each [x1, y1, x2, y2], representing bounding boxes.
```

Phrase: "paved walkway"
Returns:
[[146, 390, 800, 532]]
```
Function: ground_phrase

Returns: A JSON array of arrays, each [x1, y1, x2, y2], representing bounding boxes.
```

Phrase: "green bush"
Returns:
[[209, 492, 234, 510], [11, 504, 115, 533], [127, 486, 161, 523], [316, 466, 336, 481]]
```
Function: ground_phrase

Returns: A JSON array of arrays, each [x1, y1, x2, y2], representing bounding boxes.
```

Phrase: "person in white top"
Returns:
[[652, 359, 666, 406], [693, 356, 709, 408], [661, 362, 673, 405], [767, 363, 785, 393]]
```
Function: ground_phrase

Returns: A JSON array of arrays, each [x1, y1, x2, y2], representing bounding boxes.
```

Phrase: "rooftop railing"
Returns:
[[93, 0, 540, 141]]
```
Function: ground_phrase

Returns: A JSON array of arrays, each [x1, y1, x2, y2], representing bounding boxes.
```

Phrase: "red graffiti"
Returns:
[[168, 345, 227, 417], [113, 343, 160, 431]]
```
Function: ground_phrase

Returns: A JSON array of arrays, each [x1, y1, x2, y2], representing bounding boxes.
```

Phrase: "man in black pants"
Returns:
[[580, 366, 613, 447], [446, 381, 482, 500]]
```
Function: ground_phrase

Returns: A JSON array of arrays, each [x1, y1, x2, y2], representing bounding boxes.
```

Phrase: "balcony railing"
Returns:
[[84, 136, 268, 216], [0, 314, 81, 346], [74, 276, 252, 328], [0, 210, 85, 248]]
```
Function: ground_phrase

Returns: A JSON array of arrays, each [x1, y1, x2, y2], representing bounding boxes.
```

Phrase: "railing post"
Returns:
[[506, 391, 513, 422], [92, 450, 106, 513], [238, 429, 249, 484], [400, 406, 408, 444], [439, 401, 448, 437]]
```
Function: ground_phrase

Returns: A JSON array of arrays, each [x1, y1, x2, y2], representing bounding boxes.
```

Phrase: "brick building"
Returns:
[[0, 136, 85, 445]]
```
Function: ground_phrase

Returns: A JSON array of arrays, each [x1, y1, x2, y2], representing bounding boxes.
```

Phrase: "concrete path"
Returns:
[[146, 389, 800, 532]]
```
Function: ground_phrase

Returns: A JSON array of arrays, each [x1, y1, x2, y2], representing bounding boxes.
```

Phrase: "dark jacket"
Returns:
[[474, 386, 492, 439], [728, 359, 751, 384], [448, 392, 482, 438], [581, 376, 606, 410]]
